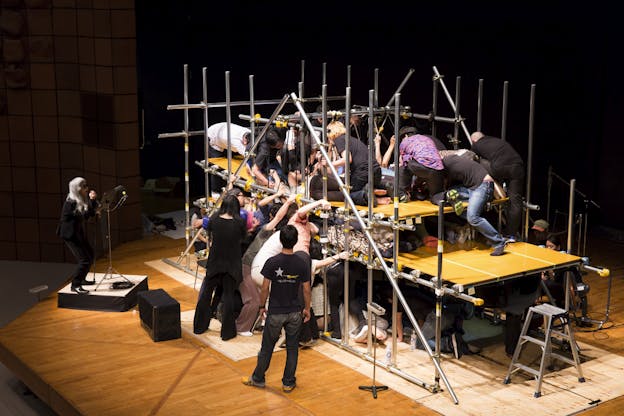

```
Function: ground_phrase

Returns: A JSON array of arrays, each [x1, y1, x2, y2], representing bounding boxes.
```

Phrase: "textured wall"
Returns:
[[0, 0, 141, 262]]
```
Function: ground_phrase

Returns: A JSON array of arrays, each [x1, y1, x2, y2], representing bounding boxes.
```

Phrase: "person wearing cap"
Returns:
[[528, 219, 549, 246]]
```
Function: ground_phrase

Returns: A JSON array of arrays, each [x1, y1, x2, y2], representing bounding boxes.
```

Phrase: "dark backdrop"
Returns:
[[134, 1, 623, 230]]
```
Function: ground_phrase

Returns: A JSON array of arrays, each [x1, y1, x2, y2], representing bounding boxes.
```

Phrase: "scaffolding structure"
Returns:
[[156, 61, 608, 404]]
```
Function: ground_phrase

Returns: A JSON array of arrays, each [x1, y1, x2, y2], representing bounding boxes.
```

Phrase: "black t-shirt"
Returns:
[[261, 252, 311, 314], [254, 141, 279, 171], [472, 136, 523, 170], [443, 154, 488, 189], [334, 135, 379, 182]]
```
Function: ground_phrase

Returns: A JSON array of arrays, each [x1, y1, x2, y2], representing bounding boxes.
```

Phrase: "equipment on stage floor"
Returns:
[[359, 302, 389, 399], [95, 185, 135, 291], [138, 289, 181, 342]]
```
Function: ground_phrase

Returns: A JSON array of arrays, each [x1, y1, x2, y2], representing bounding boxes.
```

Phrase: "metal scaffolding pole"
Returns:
[[343, 86, 352, 349], [183, 65, 191, 269], [202, 68, 210, 202], [291, 92, 459, 403], [501, 81, 509, 141], [432, 66, 471, 145], [431, 75, 439, 138], [386, 68, 415, 108], [477, 79, 484, 132], [524, 84, 536, 241]]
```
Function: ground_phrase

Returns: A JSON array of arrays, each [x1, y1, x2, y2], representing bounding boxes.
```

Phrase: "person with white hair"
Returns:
[[56, 177, 99, 294]]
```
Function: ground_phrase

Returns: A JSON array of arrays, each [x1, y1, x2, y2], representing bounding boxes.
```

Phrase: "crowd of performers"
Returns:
[[177, 114, 589, 388]]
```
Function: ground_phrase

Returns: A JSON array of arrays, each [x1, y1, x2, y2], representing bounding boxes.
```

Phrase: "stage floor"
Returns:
[[0, 234, 622, 415]]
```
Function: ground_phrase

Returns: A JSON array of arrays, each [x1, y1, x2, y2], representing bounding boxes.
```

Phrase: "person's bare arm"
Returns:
[[252, 164, 269, 186], [265, 194, 296, 231], [302, 281, 311, 322], [381, 136, 396, 168]]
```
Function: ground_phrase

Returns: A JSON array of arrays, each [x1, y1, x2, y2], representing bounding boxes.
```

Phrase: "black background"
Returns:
[[135, 1, 623, 230]]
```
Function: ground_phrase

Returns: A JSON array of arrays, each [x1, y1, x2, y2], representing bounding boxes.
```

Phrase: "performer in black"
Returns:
[[193, 194, 247, 340], [56, 177, 99, 294]]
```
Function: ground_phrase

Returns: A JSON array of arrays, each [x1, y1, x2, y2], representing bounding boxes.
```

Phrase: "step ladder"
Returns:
[[503, 303, 585, 397]]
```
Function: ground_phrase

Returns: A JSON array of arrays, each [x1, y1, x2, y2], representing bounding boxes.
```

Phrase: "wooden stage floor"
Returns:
[[0, 233, 622, 415]]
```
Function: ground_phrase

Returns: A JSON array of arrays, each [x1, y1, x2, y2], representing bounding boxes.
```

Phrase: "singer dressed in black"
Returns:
[[56, 177, 99, 294]]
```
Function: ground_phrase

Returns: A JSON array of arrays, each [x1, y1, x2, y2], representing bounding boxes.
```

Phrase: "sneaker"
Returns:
[[237, 331, 253, 337], [490, 243, 506, 256], [242, 376, 265, 388], [351, 325, 369, 343], [505, 235, 517, 243], [282, 384, 296, 393], [399, 193, 410, 203], [446, 189, 465, 216], [491, 237, 510, 256], [299, 339, 318, 348]]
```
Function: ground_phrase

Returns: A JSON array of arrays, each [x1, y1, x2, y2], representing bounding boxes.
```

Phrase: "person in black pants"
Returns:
[[193, 194, 247, 340], [56, 177, 99, 294]]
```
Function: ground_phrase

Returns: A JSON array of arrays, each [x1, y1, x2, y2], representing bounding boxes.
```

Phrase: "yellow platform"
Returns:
[[206, 157, 252, 180], [396, 241, 581, 288]]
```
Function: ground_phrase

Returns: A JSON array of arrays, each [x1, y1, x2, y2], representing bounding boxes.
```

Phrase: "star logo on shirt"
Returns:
[[275, 267, 284, 277]]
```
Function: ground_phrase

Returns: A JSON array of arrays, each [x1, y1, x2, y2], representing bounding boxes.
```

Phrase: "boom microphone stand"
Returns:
[[358, 302, 389, 399], [94, 187, 134, 291]]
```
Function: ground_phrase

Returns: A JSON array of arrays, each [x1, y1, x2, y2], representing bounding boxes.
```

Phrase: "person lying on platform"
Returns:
[[378, 281, 478, 358], [439, 152, 510, 256], [207, 122, 252, 192]]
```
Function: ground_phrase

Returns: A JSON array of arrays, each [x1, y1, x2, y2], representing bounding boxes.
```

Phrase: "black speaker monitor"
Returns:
[[137, 289, 181, 342]]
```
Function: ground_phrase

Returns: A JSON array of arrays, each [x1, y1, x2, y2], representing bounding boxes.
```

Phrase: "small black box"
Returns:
[[137, 289, 181, 342]]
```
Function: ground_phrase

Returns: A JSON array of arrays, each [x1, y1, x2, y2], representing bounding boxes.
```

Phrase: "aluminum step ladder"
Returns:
[[503, 303, 585, 397]]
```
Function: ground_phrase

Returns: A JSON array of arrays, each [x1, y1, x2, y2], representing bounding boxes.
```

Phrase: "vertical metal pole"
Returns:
[[434, 201, 445, 389], [321, 84, 329, 333], [249, 75, 256, 161], [343, 86, 352, 347], [432, 75, 438, 138], [298, 81, 307, 197], [374, 68, 379, 108], [225, 71, 232, 182], [322, 62, 327, 85], [183, 65, 190, 268], [366, 89, 374, 356], [501, 81, 509, 141], [477, 79, 484, 132], [391, 93, 400, 364], [347, 65, 352, 88], [300, 59, 305, 99], [524, 84, 536, 241], [452, 76, 461, 149], [547, 166, 553, 225], [567, 179, 576, 255], [202, 68, 210, 202]]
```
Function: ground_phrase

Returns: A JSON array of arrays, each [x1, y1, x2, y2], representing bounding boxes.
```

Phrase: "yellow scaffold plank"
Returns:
[[207, 157, 253, 180], [396, 241, 581, 287]]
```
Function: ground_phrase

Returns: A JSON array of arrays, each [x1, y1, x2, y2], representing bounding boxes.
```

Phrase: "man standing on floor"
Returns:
[[242, 224, 311, 392]]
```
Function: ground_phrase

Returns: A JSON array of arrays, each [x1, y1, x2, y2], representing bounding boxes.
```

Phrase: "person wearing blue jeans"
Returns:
[[242, 225, 311, 392], [441, 153, 508, 256]]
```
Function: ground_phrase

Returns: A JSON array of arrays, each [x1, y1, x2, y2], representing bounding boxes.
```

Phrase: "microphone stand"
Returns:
[[94, 194, 134, 291]]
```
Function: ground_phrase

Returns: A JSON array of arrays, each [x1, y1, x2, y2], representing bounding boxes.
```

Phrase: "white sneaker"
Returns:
[[238, 331, 253, 337], [351, 325, 369, 343]]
